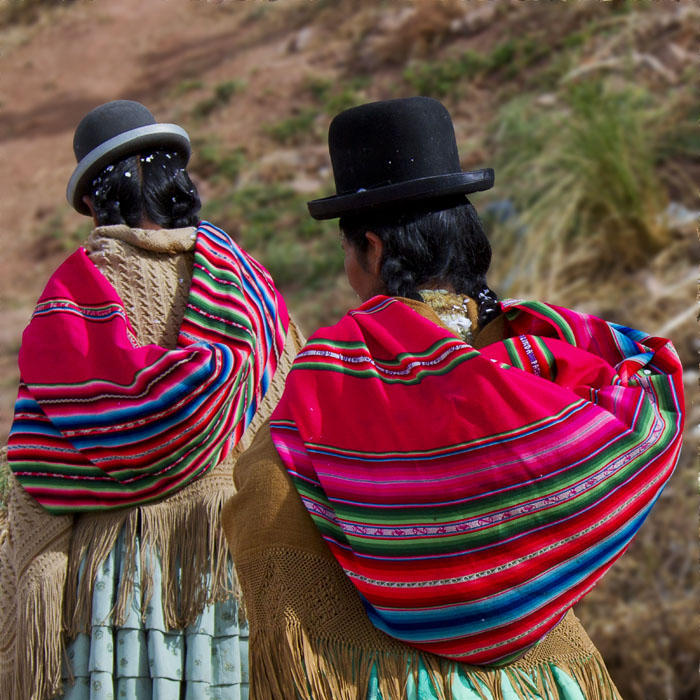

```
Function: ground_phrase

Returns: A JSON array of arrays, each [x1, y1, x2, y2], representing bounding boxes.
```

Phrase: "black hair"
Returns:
[[339, 195, 501, 327], [88, 150, 201, 229]]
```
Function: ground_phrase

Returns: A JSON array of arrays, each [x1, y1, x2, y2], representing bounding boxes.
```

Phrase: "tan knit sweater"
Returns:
[[0, 225, 305, 700], [222, 298, 622, 700]]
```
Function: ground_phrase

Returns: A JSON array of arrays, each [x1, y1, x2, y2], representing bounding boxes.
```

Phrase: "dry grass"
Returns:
[[576, 442, 699, 699], [487, 78, 694, 302]]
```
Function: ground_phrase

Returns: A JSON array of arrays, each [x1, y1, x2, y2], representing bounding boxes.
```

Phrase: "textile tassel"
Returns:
[[374, 646, 411, 700], [250, 618, 624, 700], [532, 664, 558, 700], [61, 468, 238, 640], [248, 621, 366, 700], [113, 511, 141, 625], [246, 616, 586, 700], [421, 654, 451, 700], [0, 476, 72, 700], [63, 509, 130, 634], [14, 563, 66, 700], [140, 483, 238, 629], [566, 654, 622, 700]]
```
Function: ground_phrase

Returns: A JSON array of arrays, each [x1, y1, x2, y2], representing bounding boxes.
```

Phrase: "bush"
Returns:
[[488, 79, 673, 300], [190, 138, 246, 183], [403, 51, 485, 98], [304, 74, 369, 116]]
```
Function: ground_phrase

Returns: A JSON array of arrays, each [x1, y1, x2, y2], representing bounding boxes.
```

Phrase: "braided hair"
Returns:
[[339, 195, 500, 327], [88, 150, 201, 229]]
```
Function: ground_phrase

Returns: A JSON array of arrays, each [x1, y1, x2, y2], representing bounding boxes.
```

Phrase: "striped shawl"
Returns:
[[0, 222, 302, 700], [8, 221, 289, 512], [269, 295, 684, 665]]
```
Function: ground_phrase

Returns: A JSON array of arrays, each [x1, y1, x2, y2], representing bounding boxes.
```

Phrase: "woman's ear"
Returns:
[[82, 195, 99, 226], [364, 231, 383, 276]]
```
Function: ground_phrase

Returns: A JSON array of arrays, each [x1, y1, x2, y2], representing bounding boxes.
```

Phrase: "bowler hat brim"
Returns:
[[307, 168, 494, 220], [66, 123, 191, 215]]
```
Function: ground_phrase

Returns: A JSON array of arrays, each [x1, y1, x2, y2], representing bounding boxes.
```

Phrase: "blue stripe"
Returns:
[[364, 501, 653, 642], [50, 348, 236, 445], [198, 222, 276, 353]]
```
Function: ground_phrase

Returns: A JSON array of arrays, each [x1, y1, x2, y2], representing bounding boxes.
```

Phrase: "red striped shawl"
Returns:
[[9, 222, 288, 513], [270, 296, 684, 665]]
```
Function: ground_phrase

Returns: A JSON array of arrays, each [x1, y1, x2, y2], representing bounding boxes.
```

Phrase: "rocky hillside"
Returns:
[[0, 1, 697, 697]]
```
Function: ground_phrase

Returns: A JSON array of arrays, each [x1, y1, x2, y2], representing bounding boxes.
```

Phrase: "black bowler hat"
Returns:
[[66, 100, 191, 215], [307, 96, 494, 220]]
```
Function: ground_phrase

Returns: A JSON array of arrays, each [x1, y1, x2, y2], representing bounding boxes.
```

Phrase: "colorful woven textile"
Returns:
[[270, 295, 684, 666], [9, 221, 288, 513]]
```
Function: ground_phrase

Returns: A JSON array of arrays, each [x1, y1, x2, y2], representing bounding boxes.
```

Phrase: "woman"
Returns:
[[222, 97, 684, 698], [0, 100, 304, 699]]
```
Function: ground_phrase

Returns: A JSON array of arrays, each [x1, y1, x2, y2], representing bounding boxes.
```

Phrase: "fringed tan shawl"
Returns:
[[222, 299, 622, 700], [0, 225, 305, 700]]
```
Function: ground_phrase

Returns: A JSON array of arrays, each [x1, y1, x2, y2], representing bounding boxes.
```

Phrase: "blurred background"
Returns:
[[0, 1, 697, 696]]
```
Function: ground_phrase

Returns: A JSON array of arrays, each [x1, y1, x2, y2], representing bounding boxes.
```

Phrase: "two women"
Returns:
[[1, 100, 303, 699], [1, 95, 683, 700], [223, 97, 684, 698]]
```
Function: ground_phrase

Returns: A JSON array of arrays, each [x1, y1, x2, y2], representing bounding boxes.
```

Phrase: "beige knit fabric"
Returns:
[[222, 299, 622, 700], [0, 225, 305, 700]]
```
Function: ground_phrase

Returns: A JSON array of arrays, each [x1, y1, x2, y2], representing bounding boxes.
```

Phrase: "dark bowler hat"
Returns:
[[66, 100, 191, 215], [307, 96, 494, 220]]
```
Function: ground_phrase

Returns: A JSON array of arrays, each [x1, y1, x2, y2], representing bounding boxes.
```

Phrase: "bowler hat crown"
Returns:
[[307, 96, 493, 220], [67, 100, 191, 215]]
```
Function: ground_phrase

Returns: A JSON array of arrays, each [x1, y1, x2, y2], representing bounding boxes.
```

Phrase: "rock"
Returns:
[[287, 26, 314, 53], [659, 202, 700, 234]]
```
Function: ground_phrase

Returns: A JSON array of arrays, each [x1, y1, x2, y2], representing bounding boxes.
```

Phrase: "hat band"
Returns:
[[308, 169, 494, 220], [66, 123, 190, 212]]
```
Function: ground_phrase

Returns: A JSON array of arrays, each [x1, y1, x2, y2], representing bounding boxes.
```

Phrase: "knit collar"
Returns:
[[87, 224, 198, 254]]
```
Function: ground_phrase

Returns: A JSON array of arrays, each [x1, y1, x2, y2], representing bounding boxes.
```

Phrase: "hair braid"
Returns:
[[340, 195, 501, 327]]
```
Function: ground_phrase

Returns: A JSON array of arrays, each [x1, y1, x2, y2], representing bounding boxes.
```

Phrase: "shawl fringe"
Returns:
[[64, 474, 240, 637], [250, 620, 620, 700], [10, 561, 66, 700], [0, 320, 300, 700], [0, 473, 71, 700]]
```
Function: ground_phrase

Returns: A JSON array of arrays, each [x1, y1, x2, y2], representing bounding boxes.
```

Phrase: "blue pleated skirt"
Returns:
[[60, 531, 249, 700]]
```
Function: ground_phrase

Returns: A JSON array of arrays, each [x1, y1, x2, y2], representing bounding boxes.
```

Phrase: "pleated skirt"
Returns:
[[60, 531, 249, 700]]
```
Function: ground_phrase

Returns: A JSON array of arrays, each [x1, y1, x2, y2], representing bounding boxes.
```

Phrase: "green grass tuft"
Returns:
[[488, 79, 675, 300], [191, 138, 247, 183], [192, 80, 245, 120], [403, 51, 486, 98], [171, 78, 205, 97], [265, 109, 319, 145]]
